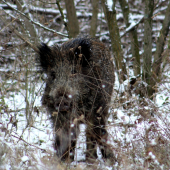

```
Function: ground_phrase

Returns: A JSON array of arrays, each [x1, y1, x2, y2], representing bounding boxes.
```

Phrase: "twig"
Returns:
[[56, 0, 69, 34], [0, 15, 39, 52], [2, 0, 68, 37], [11, 134, 46, 151]]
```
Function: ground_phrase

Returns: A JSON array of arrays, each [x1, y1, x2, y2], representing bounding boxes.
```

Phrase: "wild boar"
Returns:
[[37, 36, 115, 162]]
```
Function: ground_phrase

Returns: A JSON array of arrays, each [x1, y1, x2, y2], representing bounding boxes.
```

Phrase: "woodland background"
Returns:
[[1, 0, 170, 169]]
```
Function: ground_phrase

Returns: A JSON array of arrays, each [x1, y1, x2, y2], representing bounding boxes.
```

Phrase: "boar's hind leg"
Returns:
[[95, 114, 116, 164], [86, 113, 116, 164]]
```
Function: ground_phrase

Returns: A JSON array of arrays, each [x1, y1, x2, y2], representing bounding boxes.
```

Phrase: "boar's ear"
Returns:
[[37, 43, 57, 72], [74, 38, 92, 67]]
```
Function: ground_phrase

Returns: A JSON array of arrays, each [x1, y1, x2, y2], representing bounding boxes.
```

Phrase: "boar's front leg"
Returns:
[[54, 120, 80, 162], [86, 127, 98, 162]]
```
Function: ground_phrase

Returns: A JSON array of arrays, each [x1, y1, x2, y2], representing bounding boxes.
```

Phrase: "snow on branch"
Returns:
[[121, 15, 144, 38]]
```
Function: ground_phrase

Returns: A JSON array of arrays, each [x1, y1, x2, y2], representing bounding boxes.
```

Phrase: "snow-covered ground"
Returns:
[[1, 69, 170, 169], [1, 0, 170, 169]]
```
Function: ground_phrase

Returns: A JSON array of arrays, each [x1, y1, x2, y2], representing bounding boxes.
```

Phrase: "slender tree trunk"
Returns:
[[143, 0, 154, 97], [119, 0, 140, 76], [90, 0, 99, 37], [149, 2, 170, 96], [102, 0, 127, 81], [152, 2, 170, 78], [64, 0, 79, 38]]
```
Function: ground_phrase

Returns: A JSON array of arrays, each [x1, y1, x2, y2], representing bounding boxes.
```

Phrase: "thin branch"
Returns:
[[15, 0, 37, 38], [0, 15, 39, 52], [0, 4, 92, 19], [2, 0, 68, 37], [56, 0, 69, 34], [11, 134, 46, 151]]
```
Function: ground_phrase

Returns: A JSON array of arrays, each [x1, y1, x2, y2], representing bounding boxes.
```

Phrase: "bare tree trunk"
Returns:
[[64, 0, 79, 38], [152, 2, 170, 79], [119, 0, 140, 76], [102, 0, 127, 81], [90, 0, 99, 37], [148, 2, 170, 96], [143, 0, 154, 97]]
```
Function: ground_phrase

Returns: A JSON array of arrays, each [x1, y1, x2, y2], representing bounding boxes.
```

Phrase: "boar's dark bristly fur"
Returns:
[[37, 36, 115, 163]]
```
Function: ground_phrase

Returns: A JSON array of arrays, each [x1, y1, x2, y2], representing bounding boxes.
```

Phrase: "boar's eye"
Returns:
[[71, 69, 77, 74], [50, 71, 56, 80]]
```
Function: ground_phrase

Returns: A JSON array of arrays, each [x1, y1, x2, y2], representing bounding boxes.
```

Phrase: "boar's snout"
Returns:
[[54, 91, 73, 112]]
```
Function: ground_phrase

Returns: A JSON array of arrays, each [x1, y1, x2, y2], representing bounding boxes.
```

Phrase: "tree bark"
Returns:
[[64, 0, 79, 38], [119, 0, 140, 76], [90, 0, 99, 37], [102, 0, 127, 81], [143, 0, 154, 97]]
